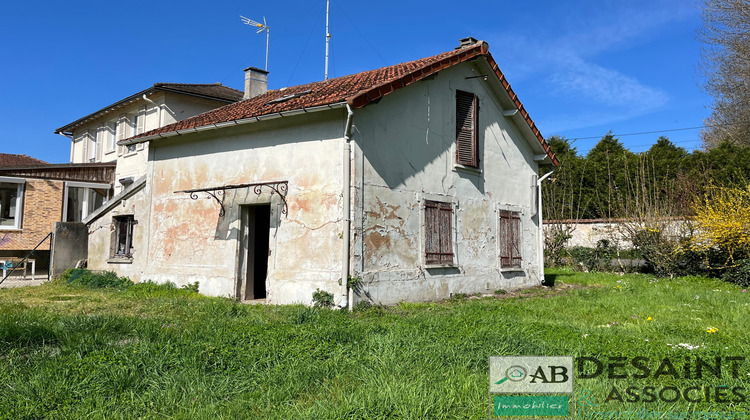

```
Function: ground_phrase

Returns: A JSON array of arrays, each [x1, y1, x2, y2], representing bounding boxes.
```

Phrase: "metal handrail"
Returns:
[[0, 232, 52, 285]]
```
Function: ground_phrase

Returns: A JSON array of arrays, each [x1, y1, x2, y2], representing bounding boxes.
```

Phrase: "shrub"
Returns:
[[312, 288, 334, 308], [544, 225, 573, 267], [567, 240, 613, 272], [62, 269, 133, 290], [623, 221, 698, 278], [692, 184, 750, 267], [722, 259, 750, 287]]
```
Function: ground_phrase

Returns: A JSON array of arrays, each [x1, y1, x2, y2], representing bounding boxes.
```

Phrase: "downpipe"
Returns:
[[537, 171, 554, 285], [340, 104, 354, 310]]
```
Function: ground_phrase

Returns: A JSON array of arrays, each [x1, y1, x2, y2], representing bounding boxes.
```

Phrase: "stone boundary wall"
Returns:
[[544, 219, 690, 250]]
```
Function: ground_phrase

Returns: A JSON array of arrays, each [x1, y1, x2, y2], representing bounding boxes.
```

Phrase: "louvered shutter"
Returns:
[[117, 115, 126, 156], [499, 210, 522, 268], [89, 129, 98, 162], [425, 200, 454, 265], [136, 106, 146, 150], [455, 90, 478, 167]]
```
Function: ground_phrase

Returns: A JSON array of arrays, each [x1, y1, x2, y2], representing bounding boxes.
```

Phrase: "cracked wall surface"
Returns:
[[351, 62, 543, 305], [90, 112, 346, 305]]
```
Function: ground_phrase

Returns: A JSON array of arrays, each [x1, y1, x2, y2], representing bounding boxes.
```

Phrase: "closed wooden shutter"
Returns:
[[499, 210, 522, 268], [425, 200, 454, 265], [89, 129, 98, 162], [136, 107, 146, 150], [109, 121, 117, 152], [456, 90, 478, 167], [117, 115, 126, 156]]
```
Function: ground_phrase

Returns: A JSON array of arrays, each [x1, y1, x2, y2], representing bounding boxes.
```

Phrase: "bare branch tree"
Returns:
[[699, 0, 750, 147]]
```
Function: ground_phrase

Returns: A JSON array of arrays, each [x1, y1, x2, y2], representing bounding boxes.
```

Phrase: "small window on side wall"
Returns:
[[112, 215, 135, 259], [499, 210, 522, 269], [424, 200, 454, 265], [456, 90, 479, 167]]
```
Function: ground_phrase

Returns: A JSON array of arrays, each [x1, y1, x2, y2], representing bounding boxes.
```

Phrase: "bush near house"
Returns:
[[1, 269, 748, 418]]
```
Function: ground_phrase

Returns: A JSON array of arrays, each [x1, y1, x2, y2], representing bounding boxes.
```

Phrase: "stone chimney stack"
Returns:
[[243, 67, 269, 100]]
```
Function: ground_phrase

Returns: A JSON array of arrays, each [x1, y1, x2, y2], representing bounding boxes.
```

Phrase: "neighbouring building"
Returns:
[[0, 153, 115, 266], [84, 38, 558, 307], [55, 83, 244, 194]]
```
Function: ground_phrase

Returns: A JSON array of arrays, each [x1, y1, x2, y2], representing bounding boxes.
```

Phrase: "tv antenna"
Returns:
[[325, 0, 331, 80], [240, 15, 270, 71]]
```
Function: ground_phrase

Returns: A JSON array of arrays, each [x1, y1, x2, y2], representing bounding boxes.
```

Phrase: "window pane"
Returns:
[[87, 188, 108, 215], [66, 187, 85, 222], [0, 183, 20, 227]]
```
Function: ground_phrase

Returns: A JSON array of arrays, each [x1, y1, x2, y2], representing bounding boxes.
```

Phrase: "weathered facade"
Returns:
[[85, 39, 557, 306]]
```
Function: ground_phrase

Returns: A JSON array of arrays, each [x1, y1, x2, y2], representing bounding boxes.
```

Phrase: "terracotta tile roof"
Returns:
[[55, 83, 243, 134], [0, 153, 48, 166], [129, 40, 558, 165]]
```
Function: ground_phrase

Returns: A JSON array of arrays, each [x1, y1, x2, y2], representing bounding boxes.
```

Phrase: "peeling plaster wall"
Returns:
[[141, 112, 346, 304], [352, 63, 542, 305], [87, 187, 151, 281]]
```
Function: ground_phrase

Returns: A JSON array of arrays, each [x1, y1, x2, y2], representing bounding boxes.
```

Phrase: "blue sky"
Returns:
[[0, 0, 707, 163]]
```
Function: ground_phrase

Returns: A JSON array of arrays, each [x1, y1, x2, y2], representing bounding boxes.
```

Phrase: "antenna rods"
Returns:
[[325, 0, 331, 80], [240, 15, 270, 71]]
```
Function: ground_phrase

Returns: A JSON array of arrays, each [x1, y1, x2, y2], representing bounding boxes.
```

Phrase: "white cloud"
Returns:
[[486, 1, 696, 133], [548, 58, 668, 108]]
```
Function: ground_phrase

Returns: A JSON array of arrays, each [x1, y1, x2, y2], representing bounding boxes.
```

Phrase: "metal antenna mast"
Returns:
[[240, 15, 270, 71], [325, 0, 331, 80]]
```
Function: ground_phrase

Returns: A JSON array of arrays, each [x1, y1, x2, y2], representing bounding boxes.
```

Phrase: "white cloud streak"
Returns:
[[488, 1, 697, 133]]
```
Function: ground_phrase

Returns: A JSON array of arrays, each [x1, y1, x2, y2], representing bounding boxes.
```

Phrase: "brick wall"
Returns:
[[0, 179, 63, 251]]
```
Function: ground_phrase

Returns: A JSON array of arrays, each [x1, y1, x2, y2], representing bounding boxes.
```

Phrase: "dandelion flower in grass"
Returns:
[[646, 317, 653, 321], [706, 327, 719, 333]]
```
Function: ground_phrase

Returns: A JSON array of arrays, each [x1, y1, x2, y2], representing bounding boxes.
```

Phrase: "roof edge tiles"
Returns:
[[119, 40, 557, 166]]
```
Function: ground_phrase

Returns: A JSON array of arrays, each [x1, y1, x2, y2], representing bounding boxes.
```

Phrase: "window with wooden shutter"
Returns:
[[108, 121, 117, 152], [455, 90, 478, 167], [117, 115, 126, 156], [499, 210, 522, 268], [136, 106, 146, 150], [424, 200, 454, 265], [89, 129, 98, 162]]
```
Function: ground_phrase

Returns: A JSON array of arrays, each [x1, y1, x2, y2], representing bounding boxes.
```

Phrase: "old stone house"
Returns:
[[84, 38, 558, 307]]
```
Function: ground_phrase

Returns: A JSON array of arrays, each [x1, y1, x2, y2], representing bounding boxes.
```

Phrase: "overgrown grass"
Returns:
[[1, 270, 748, 419]]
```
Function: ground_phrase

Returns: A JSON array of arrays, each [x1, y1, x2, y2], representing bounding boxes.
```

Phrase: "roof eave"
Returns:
[[54, 85, 242, 135], [118, 102, 349, 146]]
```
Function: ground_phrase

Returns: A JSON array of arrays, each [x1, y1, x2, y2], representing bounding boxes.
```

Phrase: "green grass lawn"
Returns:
[[1, 269, 749, 419]]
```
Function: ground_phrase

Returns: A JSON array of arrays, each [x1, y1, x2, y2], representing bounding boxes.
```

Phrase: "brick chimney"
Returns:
[[243, 67, 269, 100]]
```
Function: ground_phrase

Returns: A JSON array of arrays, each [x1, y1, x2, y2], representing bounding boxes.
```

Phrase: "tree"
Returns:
[[584, 133, 635, 219], [699, 0, 750, 147]]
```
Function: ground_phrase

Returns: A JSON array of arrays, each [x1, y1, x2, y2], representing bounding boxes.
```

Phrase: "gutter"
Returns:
[[341, 104, 354, 311], [118, 102, 348, 147], [537, 171, 554, 285], [141, 94, 163, 127]]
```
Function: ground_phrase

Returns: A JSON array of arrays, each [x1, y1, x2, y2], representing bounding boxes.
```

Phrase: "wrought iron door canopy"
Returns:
[[175, 181, 289, 217]]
